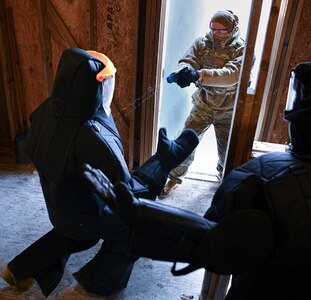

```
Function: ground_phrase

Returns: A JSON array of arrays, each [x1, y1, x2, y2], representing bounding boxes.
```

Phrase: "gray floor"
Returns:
[[0, 156, 220, 300]]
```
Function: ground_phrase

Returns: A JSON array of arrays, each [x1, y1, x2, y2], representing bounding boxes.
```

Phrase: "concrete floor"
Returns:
[[0, 154, 220, 300]]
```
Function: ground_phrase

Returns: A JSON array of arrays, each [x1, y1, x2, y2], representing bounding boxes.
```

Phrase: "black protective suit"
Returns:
[[82, 62, 311, 300], [5, 48, 199, 297]]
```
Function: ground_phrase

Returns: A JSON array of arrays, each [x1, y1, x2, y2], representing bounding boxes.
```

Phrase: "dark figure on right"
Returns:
[[83, 62, 311, 300]]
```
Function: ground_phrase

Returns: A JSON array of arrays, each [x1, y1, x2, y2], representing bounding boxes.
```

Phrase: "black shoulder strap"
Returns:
[[171, 262, 201, 276], [91, 119, 123, 154]]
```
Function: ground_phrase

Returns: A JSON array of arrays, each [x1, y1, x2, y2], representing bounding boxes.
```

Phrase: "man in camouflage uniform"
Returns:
[[160, 10, 245, 199]]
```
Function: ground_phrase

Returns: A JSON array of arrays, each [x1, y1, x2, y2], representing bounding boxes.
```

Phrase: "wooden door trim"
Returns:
[[257, 0, 304, 141], [224, 0, 264, 175], [133, 0, 163, 166]]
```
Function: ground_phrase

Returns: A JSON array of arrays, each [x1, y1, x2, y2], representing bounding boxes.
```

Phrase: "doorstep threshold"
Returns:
[[185, 171, 220, 183]]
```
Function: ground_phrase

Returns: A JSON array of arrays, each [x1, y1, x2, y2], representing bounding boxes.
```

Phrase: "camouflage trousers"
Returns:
[[169, 104, 233, 183]]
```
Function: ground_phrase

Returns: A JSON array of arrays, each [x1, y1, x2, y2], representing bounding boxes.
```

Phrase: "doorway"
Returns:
[[157, 0, 271, 180]]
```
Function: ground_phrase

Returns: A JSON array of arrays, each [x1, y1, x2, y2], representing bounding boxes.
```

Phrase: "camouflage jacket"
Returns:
[[177, 31, 245, 111]]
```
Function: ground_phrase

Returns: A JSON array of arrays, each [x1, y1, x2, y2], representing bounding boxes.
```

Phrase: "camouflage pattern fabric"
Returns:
[[168, 26, 245, 183], [169, 104, 232, 182]]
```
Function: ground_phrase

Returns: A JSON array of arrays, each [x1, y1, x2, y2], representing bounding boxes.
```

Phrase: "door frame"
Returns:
[[134, 0, 303, 175]]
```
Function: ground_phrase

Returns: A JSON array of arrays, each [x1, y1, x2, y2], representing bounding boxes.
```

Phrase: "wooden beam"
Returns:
[[199, 272, 230, 300], [6, 8, 26, 126], [240, 0, 281, 162], [0, 2, 19, 140], [87, 0, 97, 49], [224, 0, 263, 176], [32, 0, 53, 93], [258, 0, 304, 141], [32, 0, 80, 95], [0, 59, 12, 148], [46, 0, 78, 48], [136, 0, 162, 165]]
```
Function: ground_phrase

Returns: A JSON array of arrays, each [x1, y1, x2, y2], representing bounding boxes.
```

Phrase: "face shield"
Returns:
[[284, 62, 311, 115], [285, 71, 296, 111], [284, 73, 295, 152], [87, 50, 117, 115], [102, 75, 115, 115]]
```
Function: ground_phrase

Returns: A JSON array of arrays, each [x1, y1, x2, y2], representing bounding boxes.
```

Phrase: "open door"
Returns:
[[134, 0, 305, 298], [156, 0, 269, 180], [135, 0, 304, 175]]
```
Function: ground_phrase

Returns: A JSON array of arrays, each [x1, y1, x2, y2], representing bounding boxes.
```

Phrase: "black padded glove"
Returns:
[[82, 164, 139, 223], [176, 66, 199, 88]]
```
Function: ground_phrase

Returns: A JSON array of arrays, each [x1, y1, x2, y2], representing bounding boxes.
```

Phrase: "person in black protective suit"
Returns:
[[82, 62, 311, 300], [0, 48, 200, 297]]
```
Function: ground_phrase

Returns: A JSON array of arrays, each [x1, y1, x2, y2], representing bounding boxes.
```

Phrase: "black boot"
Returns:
[[131, 128, 199, 199]]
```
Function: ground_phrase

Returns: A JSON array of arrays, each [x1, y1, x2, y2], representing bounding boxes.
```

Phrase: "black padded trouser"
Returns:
[[8, 228, 98, 296]]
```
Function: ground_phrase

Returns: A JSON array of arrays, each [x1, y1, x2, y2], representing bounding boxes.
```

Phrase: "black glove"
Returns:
[[175, 66, 199, 88], [82, 164, 139, 223]]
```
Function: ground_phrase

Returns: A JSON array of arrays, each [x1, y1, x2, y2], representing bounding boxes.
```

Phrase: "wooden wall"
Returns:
[[0, 0, 140, 162], [268, 0, 311, 144], [1, 0, 311, 166]]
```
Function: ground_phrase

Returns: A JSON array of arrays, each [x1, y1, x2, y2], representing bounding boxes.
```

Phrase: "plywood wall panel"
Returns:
[[96, 1, 138, 118], [5, 0, 46, 121], [50, 33, 66, 77], [96, 0, 139, 159], [2, 0, 140, 161], [50, 0, 89, 48], [270, 0, 311, 144]]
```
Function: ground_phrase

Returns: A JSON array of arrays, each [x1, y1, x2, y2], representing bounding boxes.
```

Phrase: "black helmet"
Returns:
[[284, 62, 311, 122], [284, 62, 311, 156]]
